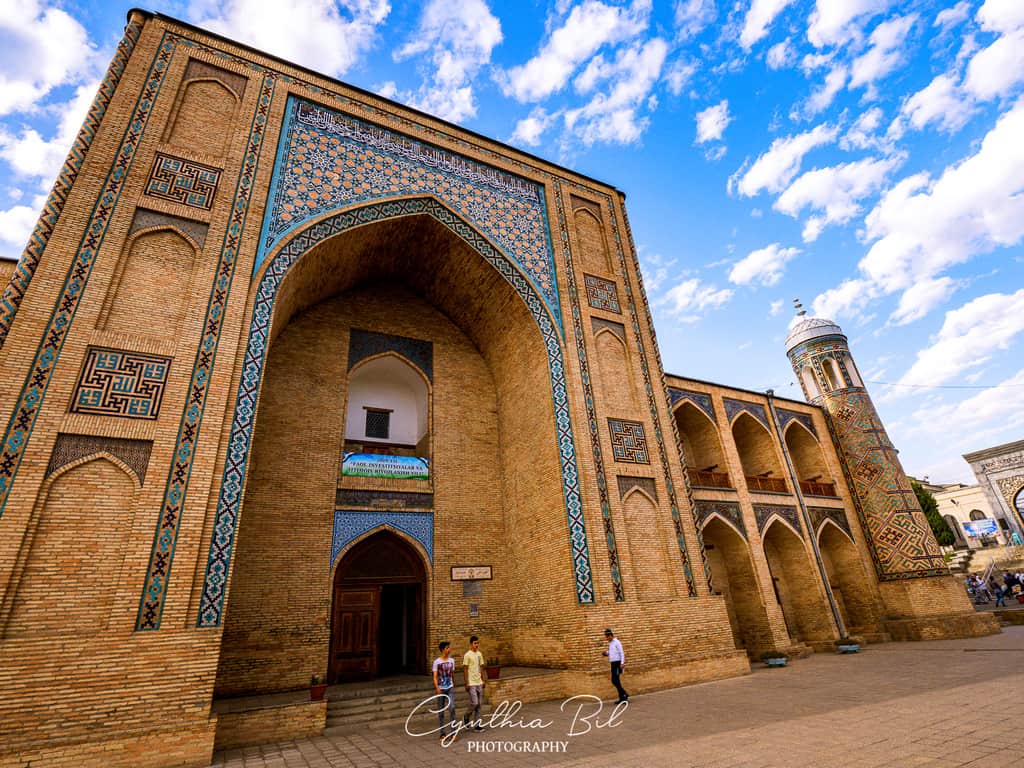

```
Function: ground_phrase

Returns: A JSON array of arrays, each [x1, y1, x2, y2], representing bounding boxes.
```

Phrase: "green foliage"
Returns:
[[911, 479, 955, 547]]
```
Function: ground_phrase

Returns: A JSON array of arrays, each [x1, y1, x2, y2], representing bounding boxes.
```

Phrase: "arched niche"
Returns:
[[4, 456, 138, 638], [701, 517, 773, 655], [166, 78, 238, 156], [674, 401, 730, 488], [944, 514, 967, 548], [573, 207, 612, 275], [100, 228, 198, 341], [346, 355, 429, 456], [621, 488, 672, 601], [731, 412, 786, 493], [801, 365, 820, 400], [594, 329, 637, 414], [762, 520, 833, 644], [821, 357, 845, 392], [844, 354, 863, 387], [817, 521, 879, 634], [784, 422, 835, 497]]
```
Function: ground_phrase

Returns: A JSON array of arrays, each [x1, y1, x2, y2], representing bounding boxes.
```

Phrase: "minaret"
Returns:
[[785, 301, 998, 639]]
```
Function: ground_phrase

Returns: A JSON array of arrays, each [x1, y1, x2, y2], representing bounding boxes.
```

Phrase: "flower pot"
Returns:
[[310, 683, 328, 701], [485, 665, 501, 679], [764, 658, 787, 668]]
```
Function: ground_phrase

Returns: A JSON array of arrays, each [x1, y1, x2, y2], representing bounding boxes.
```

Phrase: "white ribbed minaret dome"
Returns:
[[785, 299, 845, 352]]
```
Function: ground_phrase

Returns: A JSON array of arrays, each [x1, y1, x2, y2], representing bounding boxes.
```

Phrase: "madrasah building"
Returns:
[[0, 10, 1002, 768]]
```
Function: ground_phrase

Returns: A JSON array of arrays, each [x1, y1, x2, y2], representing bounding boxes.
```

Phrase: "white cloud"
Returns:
[[934, 1, 971, 31], [189, 0, 390, 77], [897, 289, 1024, 387], [849, 14, 916, 89], [774, 155, 902, 241], [674, 0, 716, 39], [695, 100, 731, 144], [740, 0, 796, 50], [900, 74, 975, 133], [0, 0, 95, 116], [861, 100, 1024, 295], [963, 30, 1024, 101], [904, 368, 1024, 444], [841, 106, 886, 149], [766, 39, 795, 70], [728, 243, 800, 286], [563, 37, 668, 145], [498, 0, 649, 103], [889, 276, 959, 326], [0, 199, 40, 255], [660, 277, 733, 321], [392, 0, 502, 122], [806, 65, 848, 114], [811, 277, 876, 321], [730, 123, 838, 197], [0, 80, 96, 182], [769, 298, 785, 316], [510, 107, 555, 146], [664, 59, 698, 95], [807, 0, 892, 47], [977, 0, 1024, 34]]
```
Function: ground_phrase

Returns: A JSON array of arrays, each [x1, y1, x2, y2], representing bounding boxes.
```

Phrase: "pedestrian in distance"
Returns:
[[432, 641, 457, 743], [602, 628, 629, 704], [990, 576, 1006, 607], [462, 635, 486, 732]]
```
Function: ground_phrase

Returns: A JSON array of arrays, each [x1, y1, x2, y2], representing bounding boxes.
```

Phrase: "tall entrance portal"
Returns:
[[330, 532, 426, 682]]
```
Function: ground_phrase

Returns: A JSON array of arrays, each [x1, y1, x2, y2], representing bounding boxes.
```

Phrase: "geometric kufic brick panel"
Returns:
[[145, 152, 221, 211], [584, 273, 621, 313], [70, 348, 172, 420], [608, 418, 650, 464], [47, 433, 153, 483]]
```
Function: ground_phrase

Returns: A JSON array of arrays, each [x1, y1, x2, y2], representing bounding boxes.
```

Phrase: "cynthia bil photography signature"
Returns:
[[405, 694, 628, 749]]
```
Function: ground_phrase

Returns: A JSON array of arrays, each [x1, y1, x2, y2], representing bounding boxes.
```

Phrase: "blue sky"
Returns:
[[1, 0, 1022, 483]]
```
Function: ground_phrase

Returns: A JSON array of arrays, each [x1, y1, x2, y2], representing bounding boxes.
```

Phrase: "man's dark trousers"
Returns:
[[611, 661, 628, 702]]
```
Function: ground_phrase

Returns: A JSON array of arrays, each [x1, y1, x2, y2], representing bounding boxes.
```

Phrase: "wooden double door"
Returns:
[[330, 532, 426, 682]]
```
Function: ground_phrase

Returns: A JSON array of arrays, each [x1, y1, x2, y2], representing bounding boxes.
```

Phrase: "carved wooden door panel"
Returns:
[[330, 587, 379, 682]]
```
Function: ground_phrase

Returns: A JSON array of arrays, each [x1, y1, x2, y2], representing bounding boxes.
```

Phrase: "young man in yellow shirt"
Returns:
[[462, 635, 486, 731]]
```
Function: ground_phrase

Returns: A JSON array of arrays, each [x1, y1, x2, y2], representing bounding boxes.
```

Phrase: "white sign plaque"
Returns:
[[451, 566, 492, 581]]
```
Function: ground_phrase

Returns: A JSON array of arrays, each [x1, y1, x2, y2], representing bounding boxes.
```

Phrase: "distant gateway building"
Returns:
[[0, 11, 998, 768]]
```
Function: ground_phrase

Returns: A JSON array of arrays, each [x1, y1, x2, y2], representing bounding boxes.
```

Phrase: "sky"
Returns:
[[1, 0, 1022, 484]]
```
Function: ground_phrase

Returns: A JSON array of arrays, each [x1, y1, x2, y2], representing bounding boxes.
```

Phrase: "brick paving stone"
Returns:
[[209, 627, 1024, 768]]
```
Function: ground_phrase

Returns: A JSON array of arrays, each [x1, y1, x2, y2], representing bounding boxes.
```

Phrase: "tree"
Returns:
[[911, 479, 955, 547]]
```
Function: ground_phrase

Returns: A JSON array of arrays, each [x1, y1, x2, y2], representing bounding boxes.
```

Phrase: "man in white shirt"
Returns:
[[602, 628, 629, 703]]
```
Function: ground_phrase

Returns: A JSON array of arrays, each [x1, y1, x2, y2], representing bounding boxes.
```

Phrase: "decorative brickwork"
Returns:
[[668, 388, 715, 421], [723, 397, 770, 429], [0, 19, 142, 349], [47, 433, 153, 484], [183, 58, 248, 99], [777, 408, 816, 438], [198, 196, 596, 627], [335, 489, 433, 509], [695, 500, 746, 538], [348, 329, 433, 381], [135, 74, 276, 631], [808, 506, 851, 538], [331, 510, 433, 566], [128, 208, 209, 248], [552, 183, 624, 601], [145, 152, 221, 210], [0, 32, 175, 518], [608, 419, 650, 464], [583, 273, 621, 313], [754, 504, 802, 535], [70, 348, 172, 420], [617, 475, 657, 501], [591, 317, 626, 342], [259, 98, 561, 326]]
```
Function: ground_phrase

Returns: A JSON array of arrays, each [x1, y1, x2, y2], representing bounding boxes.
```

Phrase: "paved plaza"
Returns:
[[209, 624, 1024, 768]]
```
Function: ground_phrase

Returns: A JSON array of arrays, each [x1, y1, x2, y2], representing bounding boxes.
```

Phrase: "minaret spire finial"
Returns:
[[793, 298, 806, 317]]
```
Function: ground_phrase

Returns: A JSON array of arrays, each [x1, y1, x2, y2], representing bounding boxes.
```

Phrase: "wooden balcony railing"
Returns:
[[687, 469, 733, 489], [799, 480, 838, 497], [745, 475, 788, 493]]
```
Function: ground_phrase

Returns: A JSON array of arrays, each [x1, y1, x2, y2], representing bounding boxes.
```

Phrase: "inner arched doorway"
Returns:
[[330, 531, 427, 682], [762, 520, 833, 644]]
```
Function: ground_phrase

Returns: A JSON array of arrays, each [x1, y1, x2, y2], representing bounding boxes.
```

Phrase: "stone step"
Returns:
[[325, 686, 489, 730]]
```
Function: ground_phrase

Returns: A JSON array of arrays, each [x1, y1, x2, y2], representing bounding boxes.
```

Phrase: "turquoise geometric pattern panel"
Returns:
[[808, 506, 852, 538], [777, 408, 817, 438], [0, 32, 176, 520], [668, 388, 715, 422], [0, 19, 143, 350], [754, 504, 802, 535], [145, 152, 221, 210], [257, 97, 562, 328], [70, 348, 172, 420], [197, 197, 595, 628], [331, 510, 433, 566], [822, 388, 947, 580], [135, 74, 277, 631], [694, 500, 746, 539], [583, 273, 621, 313], [608, 418, 650, 464], [723, 397, 770, 429]]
